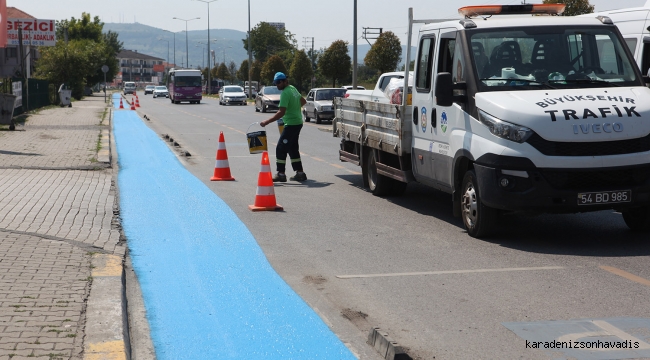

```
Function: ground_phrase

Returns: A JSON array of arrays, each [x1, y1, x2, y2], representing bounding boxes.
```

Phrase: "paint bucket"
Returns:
[[277, 118, 285, 135], [247, 122, 268, 154]]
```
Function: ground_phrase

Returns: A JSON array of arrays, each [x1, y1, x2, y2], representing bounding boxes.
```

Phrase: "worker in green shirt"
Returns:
[[260, 72, 307, 182]]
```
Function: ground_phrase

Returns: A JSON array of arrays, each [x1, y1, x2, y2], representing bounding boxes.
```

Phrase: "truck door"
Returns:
[[411, 31, 438, 185], [431, 31, 462, 189], [411, 28, 457, 189]]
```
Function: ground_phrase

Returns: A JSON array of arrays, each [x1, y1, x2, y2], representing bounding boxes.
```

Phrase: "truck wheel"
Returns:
[[365, 149, 391, 196], [315, 110, 322, 124], [461, 170, 498, 238], [622, 207, 650, 232], [304, 110, 311, 122]]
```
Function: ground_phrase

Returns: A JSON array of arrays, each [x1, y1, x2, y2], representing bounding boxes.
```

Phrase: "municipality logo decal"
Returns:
[[441, 111, 448, 133], [421, 107, 427, 133]]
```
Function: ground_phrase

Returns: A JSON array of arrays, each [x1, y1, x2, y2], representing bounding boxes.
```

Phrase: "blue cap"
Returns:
[[273, 72, 287, 85]]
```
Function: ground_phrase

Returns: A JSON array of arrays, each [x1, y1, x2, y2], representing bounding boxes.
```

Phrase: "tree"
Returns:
[[260, 55, 287, 85], [242, 22, 295, 63], [364, 31, 402, 74], [49, 13, 121, 90], [289, 50, 313, 92], [251, 60, 263, 83], [35, 39, 104, 99], [237, 59, 249, 82], [542, 0, 594, 16], [319, 40, 351, 87], [228, 61, 238, 83], [216, 63, 230, 82]]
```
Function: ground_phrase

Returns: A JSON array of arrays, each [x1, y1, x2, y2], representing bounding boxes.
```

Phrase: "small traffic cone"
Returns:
[[119, 98, 124, 109], [210, 132, 235, 181], [135, 96, 140, 108], [249, 151, 283, 211], [130, 98, 136, 110]]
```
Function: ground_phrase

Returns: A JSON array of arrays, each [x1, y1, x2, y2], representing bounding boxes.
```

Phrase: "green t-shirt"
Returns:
[[279, 85, 303, 126]]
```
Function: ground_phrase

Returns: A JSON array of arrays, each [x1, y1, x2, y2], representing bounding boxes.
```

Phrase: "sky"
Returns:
[[13, 0, 649, 50]]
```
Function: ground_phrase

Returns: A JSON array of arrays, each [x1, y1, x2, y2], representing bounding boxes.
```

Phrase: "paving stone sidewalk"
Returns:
[[0, 95, 126, 360]]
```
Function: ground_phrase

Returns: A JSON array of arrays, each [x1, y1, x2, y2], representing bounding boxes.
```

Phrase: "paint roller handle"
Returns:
[[248, 122, 263, 132]]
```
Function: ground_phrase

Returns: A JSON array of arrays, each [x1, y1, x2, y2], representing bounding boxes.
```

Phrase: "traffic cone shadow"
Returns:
[[210, 132, 235, 181], [249, 151, 283, 211]]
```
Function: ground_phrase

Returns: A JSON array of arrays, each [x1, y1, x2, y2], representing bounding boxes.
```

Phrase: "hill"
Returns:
[[104, 23, 416, 70]]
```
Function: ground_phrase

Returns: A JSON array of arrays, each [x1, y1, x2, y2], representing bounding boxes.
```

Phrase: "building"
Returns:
[[268, 23, 284, 31], [0, 7, 41, 78], [116, 50, 165, 85]]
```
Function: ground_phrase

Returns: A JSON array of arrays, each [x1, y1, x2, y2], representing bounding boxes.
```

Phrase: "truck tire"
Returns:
[[365, 149, 391, 196], [461, 170, 498, 238], [622, 207, 650, 232]]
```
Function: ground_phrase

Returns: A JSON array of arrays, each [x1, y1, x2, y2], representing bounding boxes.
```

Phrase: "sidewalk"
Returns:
[[0, 96, 127, 359]]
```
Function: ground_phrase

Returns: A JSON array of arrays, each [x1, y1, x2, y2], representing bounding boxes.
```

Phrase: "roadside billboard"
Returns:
[[153, 64, 165, 72], [7, 19, 56, 46]]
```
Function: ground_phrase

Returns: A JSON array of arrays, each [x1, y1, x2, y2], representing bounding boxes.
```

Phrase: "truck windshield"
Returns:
[[469, 26, 640, 91]]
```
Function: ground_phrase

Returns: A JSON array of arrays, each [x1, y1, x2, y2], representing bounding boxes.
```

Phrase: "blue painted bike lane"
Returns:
[[111, 94, 355, 359]]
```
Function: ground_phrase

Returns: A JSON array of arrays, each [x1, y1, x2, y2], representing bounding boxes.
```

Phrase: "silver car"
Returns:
[[219, 85, 247, 106], [303, 88, 347, 123], [152, 86, 169, 98]]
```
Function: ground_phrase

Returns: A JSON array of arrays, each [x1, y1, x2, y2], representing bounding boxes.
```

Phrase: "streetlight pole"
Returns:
[[193, 0, 218, 94], [247, 0, 252, 98], [173, 17, 200, 69], [163, 30, 177, 67]]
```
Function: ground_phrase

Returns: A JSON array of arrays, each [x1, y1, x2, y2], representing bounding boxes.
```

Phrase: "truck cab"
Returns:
[[335, 4, 650, 237]]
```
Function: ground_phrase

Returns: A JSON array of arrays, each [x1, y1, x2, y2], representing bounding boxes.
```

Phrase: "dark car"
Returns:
[[254, 86, 282, 113]]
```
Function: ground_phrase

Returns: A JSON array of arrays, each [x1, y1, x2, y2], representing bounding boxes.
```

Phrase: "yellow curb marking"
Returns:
[[600, 266, 650, 287], [330, 163, 345, 169], [85, 340, 126, 360], [92, 254, 122, 277]]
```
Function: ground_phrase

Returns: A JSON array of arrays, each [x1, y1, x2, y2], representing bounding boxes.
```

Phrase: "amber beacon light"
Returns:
[[458, 4, 566, 17]]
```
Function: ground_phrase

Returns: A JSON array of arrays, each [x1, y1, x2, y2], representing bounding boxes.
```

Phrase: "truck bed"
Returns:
[[333, 98, 412, 157]]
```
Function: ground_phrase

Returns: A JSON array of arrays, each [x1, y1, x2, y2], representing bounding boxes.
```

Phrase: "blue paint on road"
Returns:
[[112, 105, 355, 359]]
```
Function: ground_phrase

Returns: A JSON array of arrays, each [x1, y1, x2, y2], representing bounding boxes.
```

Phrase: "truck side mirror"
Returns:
[[435, 73, 454, 107]]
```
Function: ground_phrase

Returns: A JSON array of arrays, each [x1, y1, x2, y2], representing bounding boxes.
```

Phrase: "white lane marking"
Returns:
[[336, 266, 565, 279]]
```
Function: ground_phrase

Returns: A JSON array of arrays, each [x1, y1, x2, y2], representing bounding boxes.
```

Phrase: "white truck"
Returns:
[[334, 4, 650, 237], [345, 71, 413, 103]]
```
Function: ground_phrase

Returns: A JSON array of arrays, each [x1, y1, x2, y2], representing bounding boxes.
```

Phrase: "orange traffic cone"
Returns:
[[119, 98, 124, 109], [135, 96, 140, 108], [249, 151, 283, 211], [130, 98, 136, 110], [210, 132, 235, 181]]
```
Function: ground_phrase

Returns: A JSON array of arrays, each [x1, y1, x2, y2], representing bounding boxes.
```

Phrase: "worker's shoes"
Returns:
[[290, 172, 307, 182], [272, 173, 287, 182]]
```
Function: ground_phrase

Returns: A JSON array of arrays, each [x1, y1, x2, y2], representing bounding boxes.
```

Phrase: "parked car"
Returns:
[[218, 85, 247, 106], [244, 86, 258, 99], [254, 86, 282, 113], [341, 85, 366, 90], [144, 85, 155, 95], [304, 88, 347, 123], [152, 86, 169, 98]]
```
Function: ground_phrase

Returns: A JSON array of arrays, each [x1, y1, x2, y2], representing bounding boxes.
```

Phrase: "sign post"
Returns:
[[101, 65, 108, 103]]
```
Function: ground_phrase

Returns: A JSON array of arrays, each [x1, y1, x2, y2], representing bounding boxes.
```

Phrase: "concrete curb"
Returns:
[[97, 107, 112, 165], [83, 254, 130, 360]]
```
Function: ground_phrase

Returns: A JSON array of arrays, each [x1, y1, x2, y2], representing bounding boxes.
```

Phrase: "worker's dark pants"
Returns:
[[276, 124, 303, 173]]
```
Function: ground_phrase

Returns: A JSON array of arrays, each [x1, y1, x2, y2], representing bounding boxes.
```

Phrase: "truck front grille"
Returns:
[[526, 133, 650, 156], [540, 166, 650, 190]]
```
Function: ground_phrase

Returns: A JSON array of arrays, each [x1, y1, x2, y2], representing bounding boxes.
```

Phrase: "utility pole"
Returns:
[[303, 37, 314, 89], [353, 0, 357, 89], [173, 17, 200, 69], [194, 0, 218, 93], [247, 0, 252, 98]]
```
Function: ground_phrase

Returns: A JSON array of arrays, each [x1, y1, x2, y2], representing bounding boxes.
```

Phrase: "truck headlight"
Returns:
[[478, 109, 533, 143]]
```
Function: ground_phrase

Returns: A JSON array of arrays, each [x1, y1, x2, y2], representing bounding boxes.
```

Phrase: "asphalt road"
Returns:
[[131, 93, 650, 360]]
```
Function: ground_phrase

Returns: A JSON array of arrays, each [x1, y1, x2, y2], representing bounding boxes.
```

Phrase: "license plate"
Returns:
[[577, 190, 631, 206]]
